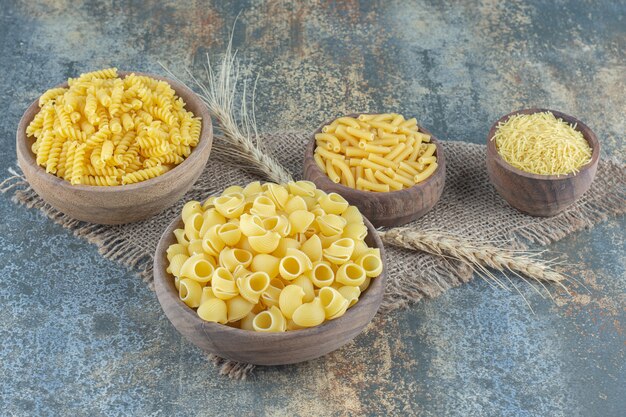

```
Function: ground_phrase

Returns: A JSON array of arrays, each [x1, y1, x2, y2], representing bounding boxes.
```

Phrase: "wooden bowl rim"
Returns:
[[305, 113, 445, 197], [486, 108, 600, 181], [16, 70, 213, 193], [154, 209, 386, 340]]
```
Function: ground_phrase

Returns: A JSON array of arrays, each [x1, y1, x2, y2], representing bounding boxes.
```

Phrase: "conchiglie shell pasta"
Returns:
[[341, 205, 363, 224], [287, 180, 316, 197], [292, 297, 326, 328], [279, 285, 306, 320], [216, 222, 241, 246], [179, 278, 203, 308], [261, 278, 285, 307], [173, 228, 189, 246], [319, 287, 349, 319], [335, 262, 367, 287], [242, 181, 263, 197], [262, 215, 291, 237], [288, 210, 316, 234], [292, 274, 315, 303], [179, 253, 215, 283], [219, 248, 253, 272], [211, 267, 239, 300], [186, 239, 204, 255], [272, 237, 301, 258], [309, 261, 335, 288], [318, 193, 349, 215], [323, 238, 355, 264], [248, 231, 282, 254], [284, 195, 308, 214], [237, 271, 271, 304], [251, 253, 281, 279], [184, 212, 204, 241], [167, 253, 188, 277], [197, 298, 228, 324], [214, 193, 246, 219], [181, 200, 202, 223], [200, 286, 217, 304], [223, 185, 244, 195], [240, 312, 257, 331], [165, 243, 189, 261], [342, 223, 368, 241], [337, 285, 361, 307], [279, 248, 313, 281], [300, 234, 323, 262], [226, 296, 255, 322], [264, 183, 289, 210], [253, 306, 286, 332], [200, 209, 226, 236], [316, 214, 347, 236], [357, 251, 384, 277], [239, 213, 266, 237], [250, 195, 277, 218], [201, 225, 226, 257]]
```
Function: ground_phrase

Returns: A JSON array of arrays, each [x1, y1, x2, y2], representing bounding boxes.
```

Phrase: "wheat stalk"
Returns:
[[379, 228, 571, 310], [162, 30, 293, 184]]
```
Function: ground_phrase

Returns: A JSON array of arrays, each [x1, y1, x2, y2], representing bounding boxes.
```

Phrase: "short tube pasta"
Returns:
[[164, 181, 384, 331], [314, 113, 438, 192]]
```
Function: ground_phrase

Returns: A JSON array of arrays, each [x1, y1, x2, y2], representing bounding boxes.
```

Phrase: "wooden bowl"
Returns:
[[154, 214, 386, 366], [486, 108, 600, 217], [303, 114, 446, 228], [16, 71, 213, 225]]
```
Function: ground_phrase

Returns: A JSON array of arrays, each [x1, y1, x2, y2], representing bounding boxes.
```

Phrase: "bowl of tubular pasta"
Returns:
[[16, 68, 213, 224], [303, 113, 446, 228], [154, 181, 386, 366]]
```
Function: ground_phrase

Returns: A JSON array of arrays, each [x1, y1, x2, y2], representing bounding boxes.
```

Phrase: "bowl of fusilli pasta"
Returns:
[[16, 68, 213, 224]]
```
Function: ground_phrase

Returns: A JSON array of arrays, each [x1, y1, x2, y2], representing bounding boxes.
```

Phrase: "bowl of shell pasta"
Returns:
[[16, 68, 213, 224], [153, 181, 386, 366]]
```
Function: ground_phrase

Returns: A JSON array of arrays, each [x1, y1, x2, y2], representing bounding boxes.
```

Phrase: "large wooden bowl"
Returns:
[[486, 108, 600, 217], [303, 114, 446, 228], [154, 214, 386, 366], [16, 71, 213, 225]]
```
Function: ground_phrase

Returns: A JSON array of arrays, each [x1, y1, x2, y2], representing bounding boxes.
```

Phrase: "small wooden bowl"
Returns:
[[303, 114, 446, 228], [154, 214, 386, 366], [486, 108, 600, 217], [16, 71, 213, 225]]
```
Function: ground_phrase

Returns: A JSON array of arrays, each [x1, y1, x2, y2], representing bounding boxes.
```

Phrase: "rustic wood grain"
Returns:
[[154, 214, 386, 366], [15, 71, 213, 225], [302, 114, 446, 228], [486, 108, 600, 217]]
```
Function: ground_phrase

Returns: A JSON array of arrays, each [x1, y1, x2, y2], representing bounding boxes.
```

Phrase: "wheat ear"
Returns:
[[162, 32, 293, 184], [379, 228, 571, 297]]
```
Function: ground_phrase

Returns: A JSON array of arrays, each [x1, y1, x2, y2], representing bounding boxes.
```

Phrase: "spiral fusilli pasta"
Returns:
[[26, 68, 201, 186]]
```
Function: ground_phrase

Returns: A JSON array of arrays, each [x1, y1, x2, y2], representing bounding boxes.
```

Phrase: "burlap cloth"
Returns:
[[2, 134, 625, 378]]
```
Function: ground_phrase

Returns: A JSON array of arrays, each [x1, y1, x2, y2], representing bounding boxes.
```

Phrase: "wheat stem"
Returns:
[[161, 27, 293, 184], [379, 228, 570, 294]]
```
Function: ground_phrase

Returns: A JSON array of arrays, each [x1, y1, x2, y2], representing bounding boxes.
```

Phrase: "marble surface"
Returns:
[[0, 1, 624, 416]]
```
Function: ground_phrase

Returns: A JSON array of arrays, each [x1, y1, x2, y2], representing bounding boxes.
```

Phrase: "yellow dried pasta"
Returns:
[[165, 181, 384, 332], [26, 68, 201, 186], [492, 111, 592, 176], [314, 113, 438, 191]]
